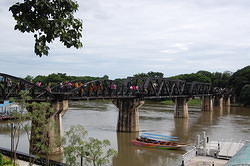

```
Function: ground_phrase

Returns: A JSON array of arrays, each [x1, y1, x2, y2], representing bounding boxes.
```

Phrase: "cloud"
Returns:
[[1, 0, 250, 79]]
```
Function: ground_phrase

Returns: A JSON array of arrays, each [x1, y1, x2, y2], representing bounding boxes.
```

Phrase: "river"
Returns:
[[0, 100, 250, 166]]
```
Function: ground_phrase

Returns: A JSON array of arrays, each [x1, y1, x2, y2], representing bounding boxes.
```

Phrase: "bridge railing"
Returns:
[[1, 73, 235, 101], [0, 73, 53, 101], [179, 146, 197, 166]]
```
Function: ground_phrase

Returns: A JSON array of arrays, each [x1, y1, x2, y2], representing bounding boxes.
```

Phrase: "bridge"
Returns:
[[0, 73, 231, 153]]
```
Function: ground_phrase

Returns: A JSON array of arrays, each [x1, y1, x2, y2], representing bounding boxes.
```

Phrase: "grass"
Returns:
[[0, 153, 18, 166], [161, 98, 201, 106]]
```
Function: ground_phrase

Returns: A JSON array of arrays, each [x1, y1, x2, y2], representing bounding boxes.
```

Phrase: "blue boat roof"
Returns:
[[225, 142, 250, 166], [0, 100, 10, 107]]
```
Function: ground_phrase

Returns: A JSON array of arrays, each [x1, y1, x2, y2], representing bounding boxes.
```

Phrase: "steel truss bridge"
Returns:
[[0, 73, 230, 103]]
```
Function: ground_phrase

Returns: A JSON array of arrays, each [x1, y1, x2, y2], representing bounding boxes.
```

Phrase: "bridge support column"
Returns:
[[113, 98, 144, 132], [223, 97, 231, 106], [214, 96, 223, 108], [201, 96, 213, 111], [174, 97, 189, 118], [30, 100, 68, 154], [214, 96, 223, 107]]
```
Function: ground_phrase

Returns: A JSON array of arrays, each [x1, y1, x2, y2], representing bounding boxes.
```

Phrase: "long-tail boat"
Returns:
[[131, 133, 187, 150]]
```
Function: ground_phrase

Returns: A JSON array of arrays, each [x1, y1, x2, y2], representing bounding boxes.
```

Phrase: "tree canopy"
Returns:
[[240, 84, 250, 106], [133, 71, 164, 78], [25, 73, 109, 85], [9, 0, 83, 57], [170, 70, 232, 87], [229, 65, 250, 96], [170, 73, 211, 83]]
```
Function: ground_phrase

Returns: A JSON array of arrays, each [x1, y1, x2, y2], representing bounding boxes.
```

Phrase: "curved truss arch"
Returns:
[[0, 73, 53, 102], [0, 73, 232, 101]]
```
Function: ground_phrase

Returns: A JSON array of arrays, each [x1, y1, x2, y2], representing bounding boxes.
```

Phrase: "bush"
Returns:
[[0, 153, 3, 166], [240, 84, 250, 106], [0, 154, 13, 166]]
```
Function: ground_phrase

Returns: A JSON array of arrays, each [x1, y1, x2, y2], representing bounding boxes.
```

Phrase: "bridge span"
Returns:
[[0, 73, 231, 154]]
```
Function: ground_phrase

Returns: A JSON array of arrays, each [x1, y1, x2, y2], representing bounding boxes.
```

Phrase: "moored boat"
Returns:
[[131, 133, 187, 150]]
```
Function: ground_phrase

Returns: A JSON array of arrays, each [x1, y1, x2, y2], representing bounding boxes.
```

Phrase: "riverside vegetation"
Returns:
[[161, 99, 201, 106], [0, 153, 16, 166], [23, 65, 250, 106], [5, 90, 116, 166]]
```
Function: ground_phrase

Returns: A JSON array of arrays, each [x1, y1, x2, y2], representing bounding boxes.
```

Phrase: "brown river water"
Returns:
[[0, 100, 250, 166]]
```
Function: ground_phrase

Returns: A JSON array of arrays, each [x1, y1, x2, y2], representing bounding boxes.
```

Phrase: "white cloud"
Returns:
[[1, 0, 250, 79]]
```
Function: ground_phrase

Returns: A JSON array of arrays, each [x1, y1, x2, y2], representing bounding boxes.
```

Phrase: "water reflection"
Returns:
[[226, 106, 231, 114], [0, 101, 249, 166], [113, 132, 180, 166]]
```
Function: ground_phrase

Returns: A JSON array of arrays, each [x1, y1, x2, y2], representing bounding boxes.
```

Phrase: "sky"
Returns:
[[1, 0, 250, 79]]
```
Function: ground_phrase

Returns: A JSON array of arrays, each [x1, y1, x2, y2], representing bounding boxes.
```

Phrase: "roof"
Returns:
[[225, 142, 250, 166]]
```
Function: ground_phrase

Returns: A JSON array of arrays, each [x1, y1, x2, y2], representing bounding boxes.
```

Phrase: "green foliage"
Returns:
[[160, 100, 174, 105], [64, 125, 87, 166], [171, 73, 211, 83], [11, 90, 58, 165], [240, 84, 250, 106], [161, 99, 201, 106], [0, 153, 3, 166], [31, 73, 108, 85], [9, 0, 83, 57], [133, 71, 164, 78], [197, 70, 213, 78], [211, 71, 232, 88], [83, 138, 117, 166], [24, 75, 34, 82], [170, 70, 232, 88], [64, 125, 117, 166], [188, 99, 201, 106], [28, 102, 56, 155], [102, 75, 109, 80], [0, 154, 14, 166], [229, 65, 250, 97]]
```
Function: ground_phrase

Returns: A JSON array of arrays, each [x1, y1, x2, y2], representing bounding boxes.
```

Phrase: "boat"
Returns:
[[142, 132, 179, 139], [0, 101, 22, 121], [140, 134, 179, 142], [131, 133, 187, 150]]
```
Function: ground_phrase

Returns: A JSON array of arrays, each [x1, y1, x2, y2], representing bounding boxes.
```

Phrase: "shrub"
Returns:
[[240, 84, 250, 106]]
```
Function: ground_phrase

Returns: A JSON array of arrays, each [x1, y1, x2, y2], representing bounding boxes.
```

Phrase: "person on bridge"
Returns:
[[36, 81, 42, 87], [45, 83, 51, 93]]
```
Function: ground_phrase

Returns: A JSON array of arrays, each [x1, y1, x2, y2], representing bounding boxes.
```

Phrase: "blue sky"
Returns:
[[1, 0, 250, 79]]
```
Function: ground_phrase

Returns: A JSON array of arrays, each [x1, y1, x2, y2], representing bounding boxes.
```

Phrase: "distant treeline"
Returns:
[[24, 66, 250, 106]]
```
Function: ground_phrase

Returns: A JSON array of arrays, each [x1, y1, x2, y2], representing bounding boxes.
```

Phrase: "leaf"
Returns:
[[9, 0, 83, 56]]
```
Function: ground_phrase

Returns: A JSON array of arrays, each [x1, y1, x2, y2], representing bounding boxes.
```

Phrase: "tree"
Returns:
[[240, 84, 250, 106], [133, 71, 164, 78], [170, 73, 211, 83], [9, 0, 83, 57], [102, 75, 109, 80], [11, 90, 59, 166], [24, 75, 34, 82], [229, 65, 250, 97], [64, 125, 117, 166], [147, 71, 164, 78], [9, 90, 31, 166], [197, 70, 213, 78]]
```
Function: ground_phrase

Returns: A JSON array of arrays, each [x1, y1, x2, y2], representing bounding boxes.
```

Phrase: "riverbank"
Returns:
[[160, 98, 201, 106], [186, 156, 227, 166], [0, 153, 38, 166]]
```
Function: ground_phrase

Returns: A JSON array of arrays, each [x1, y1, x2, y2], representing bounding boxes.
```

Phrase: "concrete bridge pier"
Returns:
[[213, 96, 223, 108], [113, 98, 144, 132], [174, 97, 190, 118], [223, 96, 231, 106], [201, 96, 213, 111], [30, 100, 69, 154]]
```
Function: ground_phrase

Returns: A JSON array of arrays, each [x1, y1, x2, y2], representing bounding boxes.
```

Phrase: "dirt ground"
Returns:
[[186, 156, 228, 166]]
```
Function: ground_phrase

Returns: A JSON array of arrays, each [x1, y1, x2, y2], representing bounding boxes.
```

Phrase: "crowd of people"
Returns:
[[1, 77, 147, 98]]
